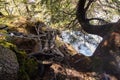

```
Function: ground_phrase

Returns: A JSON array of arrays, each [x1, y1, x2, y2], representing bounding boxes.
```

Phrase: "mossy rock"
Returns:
[[0, 41, 39, 80]]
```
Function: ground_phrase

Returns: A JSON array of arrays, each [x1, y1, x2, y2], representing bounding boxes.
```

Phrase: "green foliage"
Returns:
[[0, 0, 119, 30], [39, 0, 76, 29], [0, 0, 77, 30]]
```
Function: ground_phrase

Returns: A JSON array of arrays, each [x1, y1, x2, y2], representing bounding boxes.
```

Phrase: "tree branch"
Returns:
[[76, 0, 117, 37]]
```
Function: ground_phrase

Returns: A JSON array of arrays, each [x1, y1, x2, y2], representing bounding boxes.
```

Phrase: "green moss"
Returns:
[[17, 58, 38, 80], [0, 41, 39, 80], [0, 40, 15, 48], [12, 45, 38, 80], [14, 48, 38, 80], [14, 47, 38, 80], [24, 59, 38, 78]]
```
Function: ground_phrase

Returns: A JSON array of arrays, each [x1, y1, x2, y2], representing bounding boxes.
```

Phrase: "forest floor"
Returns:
[[0, 16, 118, 80]]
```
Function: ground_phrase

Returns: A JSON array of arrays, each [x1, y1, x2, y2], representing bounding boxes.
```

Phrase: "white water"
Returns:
[[61, 31, 102, 56]]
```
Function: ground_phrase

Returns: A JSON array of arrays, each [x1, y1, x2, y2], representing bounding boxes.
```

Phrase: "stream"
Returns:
[[61, 31, 102, 56]]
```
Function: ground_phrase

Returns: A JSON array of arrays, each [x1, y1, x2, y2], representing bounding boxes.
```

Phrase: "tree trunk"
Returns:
[[76, 0, 120, 79]]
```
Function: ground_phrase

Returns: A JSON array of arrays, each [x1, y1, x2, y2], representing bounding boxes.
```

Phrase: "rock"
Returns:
[[0, 45, 19, 80]]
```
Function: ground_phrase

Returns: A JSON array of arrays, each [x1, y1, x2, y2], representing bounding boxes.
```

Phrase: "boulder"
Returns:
[[0, 45, 19, 80]]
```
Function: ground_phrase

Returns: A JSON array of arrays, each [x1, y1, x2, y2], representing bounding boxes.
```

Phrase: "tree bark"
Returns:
[[76, 0, 120, 79], [76, 0, 117, 37]]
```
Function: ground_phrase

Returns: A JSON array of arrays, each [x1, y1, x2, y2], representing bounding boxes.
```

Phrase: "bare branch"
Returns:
[[76, 0, 118, 37]]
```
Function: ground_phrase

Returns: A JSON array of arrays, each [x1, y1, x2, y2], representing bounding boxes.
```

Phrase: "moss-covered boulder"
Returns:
[[0, 45, 19, 80]]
